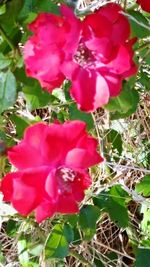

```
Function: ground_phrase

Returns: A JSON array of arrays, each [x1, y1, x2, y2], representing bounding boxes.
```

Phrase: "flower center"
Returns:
[[56, 167, 77, 195], [74, 43, 94, 67], [57, 167, 76, 182]]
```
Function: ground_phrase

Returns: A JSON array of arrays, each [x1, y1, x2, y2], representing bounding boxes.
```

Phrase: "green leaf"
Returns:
[[10, 114, 31, 139], [45, 224, 73, 259], [63, 80, 72, 101], [128, 11, 150, 38], [94, 258, 105, 267], [135, 175, 150, 196], [6, 219, 20, 237], [19, 0, 59, 19], [140, 205, 150, 236], [0, 53, 11, 70], [18, 239, 29, 267], [139, 47, 150, 65], [0, 0, 23, 29], [93, 185, 130, 228], [23, 84, 55, 111], [0, 4, 6, 15], [106, 129, 122, 155], [138, 71, 150, 92], [72, 227, 81, 245], [79, 205, 100, 240], [14, 67, 36, 86], [65, 214, 78, 227], [0, 130, 6, 141], [135, 247, 150, 267], [105, 83, 139, 119], [0, 248, 5, 264], [29, 244, 43, 256], [69, 103, 94, 130], [0, 70, 16, 113], [63, 223, 74, 243]]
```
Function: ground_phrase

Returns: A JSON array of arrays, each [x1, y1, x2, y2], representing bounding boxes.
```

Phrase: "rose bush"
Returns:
[[24, 3, 137, 112], [1, 121, 103, 223], [136, 0, 150, 12]]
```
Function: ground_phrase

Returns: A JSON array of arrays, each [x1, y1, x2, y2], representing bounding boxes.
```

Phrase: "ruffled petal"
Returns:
[[99, 3, 130, 43], [35, 199, 56, 223], [107, 45, 131, 74], [101, 71, 123, 97], [57, 195, 79, 214], [8, 123, 47, 169], [70, 68, 110, 112], [60, 4, 81, 55], [42, 121, 87, 165], [1, 172, 19, 201], [83, 12, 112, 39], [24, 41, 65, 92], [136, 0, 150, 13], [72, 171, 92, 201], [65, 147, 102, 169], [1, 167, 50, 216], [12, 179, 39, 216]]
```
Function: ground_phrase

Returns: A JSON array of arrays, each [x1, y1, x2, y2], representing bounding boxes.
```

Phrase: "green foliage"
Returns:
[[138, 70, 150, 92], [0, 53, 11, 70], [140, 204, 150, 241], [10, 114, 31, 139], [105, 129, 123, 156], [45, 223, 73, 259], [19, 0, 60, 19], [93, 185, 130, 227], [79, 205, 100, 240], [135, 175, 150, 196], [69, 103, 94, 130], [23, 84, 55, 111], [0, 0, 23, 29], [105, 83, 139, 119], [0, 70, 16, 113], [17, 238, 29, 267], [6, 219, 20, 237], [94, 258, 105, 267], [128, 11, 150, 38], [135, 247, 150, 267]]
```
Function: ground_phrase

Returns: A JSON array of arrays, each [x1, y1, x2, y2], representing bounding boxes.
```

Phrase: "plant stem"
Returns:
[[136, 42, 150, 52], [0, 25, 15, 51], [127, 3, 137, 11], [69, 250, 93, 267]]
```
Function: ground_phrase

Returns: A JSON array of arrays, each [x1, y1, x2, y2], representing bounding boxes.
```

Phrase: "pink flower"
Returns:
[[0, 121, 103, 223], [24, 6, 80, 92], [136, 0, 150, 12], [24, 4, 137, 112]]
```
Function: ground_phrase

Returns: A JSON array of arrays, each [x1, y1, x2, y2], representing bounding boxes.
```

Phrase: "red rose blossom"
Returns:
[[24, 3, 137, 112], [136, 0, 150, 12], [1, 121, 103, 223]]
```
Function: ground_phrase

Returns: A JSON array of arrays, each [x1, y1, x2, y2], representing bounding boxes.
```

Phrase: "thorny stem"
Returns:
[[69, 250, 93, 267], [123, 0, 127, 10], [106, 162, 150, 174]]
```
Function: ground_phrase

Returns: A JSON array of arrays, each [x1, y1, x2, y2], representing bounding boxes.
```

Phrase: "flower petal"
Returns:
[[70, 68, 110, 112], [1, 167, 50, 216], [35, 199, 56, 223], [66, 147, 102, 169], [8, 123, 47, 169], [57, 195, 79, 214]]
